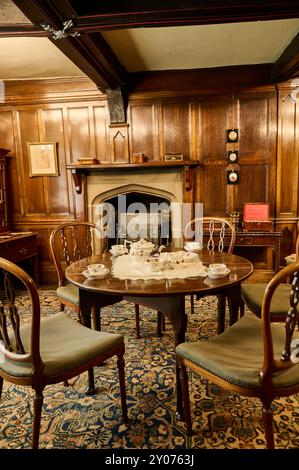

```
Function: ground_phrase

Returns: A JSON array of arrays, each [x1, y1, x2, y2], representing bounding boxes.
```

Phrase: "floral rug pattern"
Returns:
[[0, 290, 298, 449]]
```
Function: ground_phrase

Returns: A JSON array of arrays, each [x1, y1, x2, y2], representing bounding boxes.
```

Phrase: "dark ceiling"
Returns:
[[2, 1, 299, 91]]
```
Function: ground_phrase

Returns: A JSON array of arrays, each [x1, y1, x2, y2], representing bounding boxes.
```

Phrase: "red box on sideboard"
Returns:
[[243, 203, 273, 231]]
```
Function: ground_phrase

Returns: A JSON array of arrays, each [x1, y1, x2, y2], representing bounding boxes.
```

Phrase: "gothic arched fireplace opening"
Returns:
[[93, 190, 172, 249]]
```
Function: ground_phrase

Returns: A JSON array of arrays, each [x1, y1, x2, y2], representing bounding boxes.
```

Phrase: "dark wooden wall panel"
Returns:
[[93, 104, 109, 163], [67, 106, 91, 163], [239, 164, 269, 206], [238, 94, 272, 158], [41, 108, 73, 216], [277, 90, 298, 216], [16, 109, 46, 215], [199, 96, 232, 161], [202, 166, 227, 215], [128, 101, 159, 161], [161, 101, 192, 158]]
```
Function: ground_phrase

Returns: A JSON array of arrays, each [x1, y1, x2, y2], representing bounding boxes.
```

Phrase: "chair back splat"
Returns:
[[50, 221, 107, 288], [184, 216, 236, 332], [184, 216, 236, 254]]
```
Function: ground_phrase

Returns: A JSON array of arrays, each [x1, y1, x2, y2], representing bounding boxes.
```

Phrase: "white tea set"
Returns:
[[110, 239, 163, 260], [82, 263, 109, 279]]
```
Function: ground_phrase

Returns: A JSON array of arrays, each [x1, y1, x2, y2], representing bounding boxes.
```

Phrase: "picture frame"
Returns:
[[227, 150, 239, 163], [27, 142, 58, 177], [226, 169, 239, 184], [226, 129, 239, 143]]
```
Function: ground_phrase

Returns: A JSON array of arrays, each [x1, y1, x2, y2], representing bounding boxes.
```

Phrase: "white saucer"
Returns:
[[207, 268, 230, 279], [82, 269, 109, 280]]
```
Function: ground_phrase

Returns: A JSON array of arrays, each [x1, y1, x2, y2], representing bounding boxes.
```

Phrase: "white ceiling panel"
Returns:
[[102, 19, 299, 71], [0, 37, 85, 79]]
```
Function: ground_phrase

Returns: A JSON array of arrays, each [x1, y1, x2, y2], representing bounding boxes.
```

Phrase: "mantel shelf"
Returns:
[[67, 160, 201, 170], [67, 160, 201, 194]]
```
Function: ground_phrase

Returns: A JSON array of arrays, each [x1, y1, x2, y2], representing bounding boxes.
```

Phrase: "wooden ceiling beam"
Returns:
[[10, 0, 127, 91], [71, 1, 299, 31], [272, 32, 299, 81]]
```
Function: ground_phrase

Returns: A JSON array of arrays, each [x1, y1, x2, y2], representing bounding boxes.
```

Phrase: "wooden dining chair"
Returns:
[[0, 258, 127, 448], [184, 217, 236, 333], [240, 221, 299, 322], [176, 260, 299, 448], [50, 221, 141, 335]]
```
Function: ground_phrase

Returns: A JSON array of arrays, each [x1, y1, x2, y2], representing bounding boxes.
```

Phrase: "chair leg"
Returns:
[[190, 295, 194, 314], [239, 298, 245, 317], [117, 352, 128, 422], [157, 311, 163, 337], [135, 304, 140, 339], [161, 314, 166, 332], [86, 369, 97, 395], [262, 398, 275, 449], [32, 386, 44, 449], [217, 295, 226, 334], [179, 362, 192, 435], [92, 306, 101, 331], [0, 376, 3, 400]]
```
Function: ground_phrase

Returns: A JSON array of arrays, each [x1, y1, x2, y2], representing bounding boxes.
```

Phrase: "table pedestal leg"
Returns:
[[126, 295, 187, 419]]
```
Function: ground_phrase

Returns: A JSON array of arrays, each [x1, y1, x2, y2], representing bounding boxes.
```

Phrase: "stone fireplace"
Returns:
[[68, 161, 200, 248], [87, 167, 183, 247]]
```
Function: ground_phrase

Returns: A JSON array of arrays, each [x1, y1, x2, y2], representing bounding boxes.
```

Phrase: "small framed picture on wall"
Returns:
[[27, 142, 59, 177]]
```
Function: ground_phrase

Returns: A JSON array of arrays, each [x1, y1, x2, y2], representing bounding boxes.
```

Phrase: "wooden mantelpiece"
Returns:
[[67, 160, 202, 194]]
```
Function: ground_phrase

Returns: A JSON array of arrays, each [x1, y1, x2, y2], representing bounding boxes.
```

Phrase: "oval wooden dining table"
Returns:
[[65, 250, 253, 419]]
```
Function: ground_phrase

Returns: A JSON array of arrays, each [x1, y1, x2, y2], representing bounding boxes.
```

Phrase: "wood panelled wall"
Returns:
[[0, 76, 298, 283]]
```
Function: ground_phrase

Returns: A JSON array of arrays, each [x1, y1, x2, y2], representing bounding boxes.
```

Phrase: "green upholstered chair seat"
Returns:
[[57, 284, 79, 305], [241, 283, 291, 318], [0, 312, 123, 378], [176, 314, 299, 390]]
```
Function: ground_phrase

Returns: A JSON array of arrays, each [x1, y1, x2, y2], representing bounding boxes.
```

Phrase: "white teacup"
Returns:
[[208, 263, 227, 274], [146, 258, 163, 272], [184, 241, 202, 252], [111, 244, 127, 255], [87, 264, 106, 274]]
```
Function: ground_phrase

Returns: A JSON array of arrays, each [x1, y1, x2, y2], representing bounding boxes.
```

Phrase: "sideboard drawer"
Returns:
[[236, 236, 253, 245], [0, 235, 38, 262]]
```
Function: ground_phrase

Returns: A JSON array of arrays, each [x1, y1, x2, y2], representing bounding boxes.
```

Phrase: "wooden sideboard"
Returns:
[[0, 232, 40, 286], [234, 230, 281, 275], [202, 230, 281, 280]]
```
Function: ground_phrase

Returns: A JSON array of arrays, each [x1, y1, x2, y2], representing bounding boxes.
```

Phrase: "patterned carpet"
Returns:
[[0, 290, 298, 449]]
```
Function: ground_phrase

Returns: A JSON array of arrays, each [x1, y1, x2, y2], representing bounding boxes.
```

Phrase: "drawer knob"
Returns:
[[19, 248, 27, 255]]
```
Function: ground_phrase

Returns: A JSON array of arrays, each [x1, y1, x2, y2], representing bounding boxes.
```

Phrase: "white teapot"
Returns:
[[125, 238, 155, 258]]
